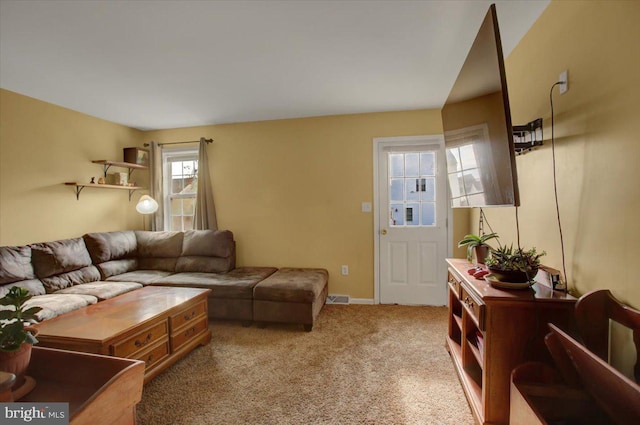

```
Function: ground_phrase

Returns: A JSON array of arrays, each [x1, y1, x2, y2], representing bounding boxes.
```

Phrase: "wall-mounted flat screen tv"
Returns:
[[441, 4, 520, 207]]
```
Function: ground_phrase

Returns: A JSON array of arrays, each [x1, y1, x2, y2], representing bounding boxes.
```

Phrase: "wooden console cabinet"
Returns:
[[445, 258, 576, 425]]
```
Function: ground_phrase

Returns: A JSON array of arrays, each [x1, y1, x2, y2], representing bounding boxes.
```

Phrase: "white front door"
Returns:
[[374, 136, 448, 306]]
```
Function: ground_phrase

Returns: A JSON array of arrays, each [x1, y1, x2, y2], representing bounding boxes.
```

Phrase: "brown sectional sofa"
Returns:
[[0, 230, 328, 330]]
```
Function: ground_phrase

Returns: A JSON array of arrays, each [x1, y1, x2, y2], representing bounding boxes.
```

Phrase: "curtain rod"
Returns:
[[143, 138, 213, 147]]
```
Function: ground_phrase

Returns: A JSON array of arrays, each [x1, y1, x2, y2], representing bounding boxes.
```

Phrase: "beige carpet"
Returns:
[[137, 305, 474, 425]]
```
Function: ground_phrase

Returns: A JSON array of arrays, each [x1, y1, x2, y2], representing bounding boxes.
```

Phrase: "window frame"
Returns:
[[161, 146, 199, 232]]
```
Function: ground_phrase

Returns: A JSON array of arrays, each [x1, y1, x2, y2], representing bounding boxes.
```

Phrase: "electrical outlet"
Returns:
[[341, 265, 349, 275], [559, 69, 569, 94]]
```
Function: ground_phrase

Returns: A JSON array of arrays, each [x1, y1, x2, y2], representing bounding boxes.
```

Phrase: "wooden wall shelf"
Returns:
[[91, 160, 148, 178], [64, 158, 149, 200], [65, 182, 144, 200]]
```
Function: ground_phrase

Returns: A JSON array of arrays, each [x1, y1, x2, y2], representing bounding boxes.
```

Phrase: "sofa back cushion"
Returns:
[[30, 238, 100, 292], [135, 231, 183, 271], [0, 245, 46, 297], [83, 231, 138, 279], [176, 230, 236, 273]]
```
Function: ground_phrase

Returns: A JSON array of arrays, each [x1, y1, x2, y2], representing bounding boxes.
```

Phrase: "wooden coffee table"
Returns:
[[34, 286, 212, 383]]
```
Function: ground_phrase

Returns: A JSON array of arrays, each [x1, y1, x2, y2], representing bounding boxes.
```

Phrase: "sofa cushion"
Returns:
[[39, 267, 102, 293], [135, 231, 183, 271], [0, 245, 36, 284], [97, 259, 139, 279], [153, 267, 277, 299], [176, 230, 236, 273], [0, 280, 46, 298], [0, 245, 46, 297], [253, 268, 329, 303], [54, 281, 142, 300], [22, 293, 98, 322], [30, 238, 101, 292], [31, 238, 93, 278], [105, 270, 174, 285], [83, 231, 137, 264]]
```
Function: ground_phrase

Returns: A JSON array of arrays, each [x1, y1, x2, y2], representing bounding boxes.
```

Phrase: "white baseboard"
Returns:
[[349, 298, 374, 305]]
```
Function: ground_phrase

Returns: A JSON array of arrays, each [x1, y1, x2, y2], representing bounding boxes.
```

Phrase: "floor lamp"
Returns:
[[136, 195, 158, 230]]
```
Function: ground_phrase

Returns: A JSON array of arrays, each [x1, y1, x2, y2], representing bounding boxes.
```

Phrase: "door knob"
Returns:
[[381, 229, 387, 235]]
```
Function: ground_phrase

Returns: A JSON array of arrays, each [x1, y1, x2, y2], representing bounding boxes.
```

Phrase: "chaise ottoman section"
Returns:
[[253, 268, 328, 331], [152, 267, 277, 323]]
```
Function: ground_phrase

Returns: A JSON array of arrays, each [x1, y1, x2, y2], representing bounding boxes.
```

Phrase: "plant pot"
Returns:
[[474, 246, 490, 265], [0, 342, 33, 390], [488, 268, 538, 283], [0, 326, 38, 391]]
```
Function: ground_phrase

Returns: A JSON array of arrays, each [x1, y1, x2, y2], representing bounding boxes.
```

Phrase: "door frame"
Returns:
[[372, 135, 453, 304]]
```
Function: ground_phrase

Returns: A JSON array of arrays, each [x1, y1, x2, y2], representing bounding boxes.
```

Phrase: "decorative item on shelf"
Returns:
[[90, 177, 95, 184], [458, 233, 499, 265], [107, 172, 128, 186], [484, 245, 546, 285], [123, 147, 150, 167], [0, 286, 42, 399], [97, 177, 105, 184]]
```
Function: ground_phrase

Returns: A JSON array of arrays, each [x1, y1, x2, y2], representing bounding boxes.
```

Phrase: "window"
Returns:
[[162, 147, 198, 231], [388, 151, 437, 227], [446, 144, 486, 207]]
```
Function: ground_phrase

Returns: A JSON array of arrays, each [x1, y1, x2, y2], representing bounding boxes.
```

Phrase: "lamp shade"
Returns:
[[136, 195, 158, 214]]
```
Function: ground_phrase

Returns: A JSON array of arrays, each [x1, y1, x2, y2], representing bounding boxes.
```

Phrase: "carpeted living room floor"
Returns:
[[136, 304, 474, 425]]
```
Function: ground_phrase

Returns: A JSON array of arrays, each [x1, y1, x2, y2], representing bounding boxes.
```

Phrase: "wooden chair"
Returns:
[[574, 289, 640, 382], [510, 289, 640, 425]]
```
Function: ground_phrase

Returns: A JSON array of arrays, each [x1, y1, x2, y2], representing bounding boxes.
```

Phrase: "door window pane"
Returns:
[[388, 151, 437, 227], [421, 203, 436, 226], [390, 154, 404, 177]]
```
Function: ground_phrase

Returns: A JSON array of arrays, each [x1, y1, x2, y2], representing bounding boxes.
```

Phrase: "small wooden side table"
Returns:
[[19, 346, 145, 425]]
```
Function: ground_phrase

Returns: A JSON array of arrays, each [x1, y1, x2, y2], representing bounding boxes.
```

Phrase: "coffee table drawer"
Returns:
[[134, 338, 170, 370], [112, 321, 168, 358], [171, 317, 208, 351], [170, 301, 207, 329]]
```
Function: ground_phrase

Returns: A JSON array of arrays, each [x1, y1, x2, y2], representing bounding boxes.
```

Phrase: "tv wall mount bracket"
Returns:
[[513, 118, 543, 155]]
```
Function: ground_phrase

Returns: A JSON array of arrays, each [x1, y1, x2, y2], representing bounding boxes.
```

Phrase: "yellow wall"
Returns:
[[0, 89, 145, 245], [143, 110, 447, 299], [472, 0, 639, 374]]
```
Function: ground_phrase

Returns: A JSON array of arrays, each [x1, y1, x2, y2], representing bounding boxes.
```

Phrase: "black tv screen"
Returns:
[[441, 4, 520, 208]]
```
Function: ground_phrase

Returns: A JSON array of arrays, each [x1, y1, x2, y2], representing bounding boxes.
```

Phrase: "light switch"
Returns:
[[361, 202, 372, 213]]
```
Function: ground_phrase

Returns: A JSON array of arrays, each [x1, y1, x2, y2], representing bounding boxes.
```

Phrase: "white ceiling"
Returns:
[[0, 0, 549, 131]]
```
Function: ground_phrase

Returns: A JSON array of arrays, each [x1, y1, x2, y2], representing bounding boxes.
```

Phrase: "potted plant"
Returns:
[[484, 245, 546, 283], [0, 286, 42, 391], [457, 233, 500, 264]]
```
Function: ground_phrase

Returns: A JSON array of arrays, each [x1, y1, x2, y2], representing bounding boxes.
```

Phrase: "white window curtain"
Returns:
[[149, 141, 164, 231], [194, 137, 218, 230]]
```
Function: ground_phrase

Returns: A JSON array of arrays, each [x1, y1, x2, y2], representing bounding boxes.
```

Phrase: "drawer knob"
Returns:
[[146, 354, 154, 365], [135, 332, 153, 347], [184, 326, 197, 337], [184, 311, 196, 320]]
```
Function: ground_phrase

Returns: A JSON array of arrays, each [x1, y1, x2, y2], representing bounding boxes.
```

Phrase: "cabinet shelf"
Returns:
[[65, 182, 144, 201], [467, 338, 484, 367]]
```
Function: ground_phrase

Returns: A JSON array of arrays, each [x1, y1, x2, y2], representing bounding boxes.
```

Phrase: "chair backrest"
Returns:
[[574, 289, 640, 382], [547, 323, 640, 425]]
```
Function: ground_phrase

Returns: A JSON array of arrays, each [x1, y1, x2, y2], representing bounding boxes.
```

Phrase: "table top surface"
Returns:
[[34, 286, 211, 342], [447, 258, 576, 302]]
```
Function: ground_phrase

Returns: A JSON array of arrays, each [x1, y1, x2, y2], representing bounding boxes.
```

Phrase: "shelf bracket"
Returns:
[[74, 185, 85, 200], [101, 164, 112, 177], [128, 189, 136, 201]]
